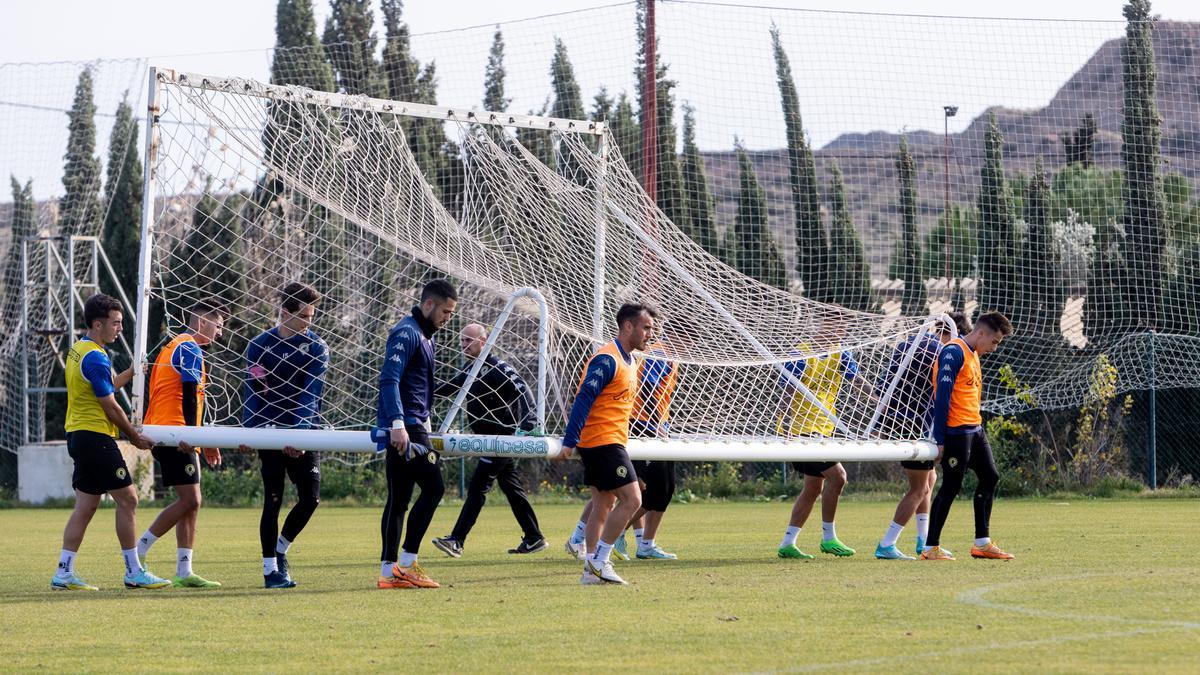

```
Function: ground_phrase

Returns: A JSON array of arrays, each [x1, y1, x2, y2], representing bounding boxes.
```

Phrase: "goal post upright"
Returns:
[[592, 132, 609, 342], [131, 66, 161, 424]]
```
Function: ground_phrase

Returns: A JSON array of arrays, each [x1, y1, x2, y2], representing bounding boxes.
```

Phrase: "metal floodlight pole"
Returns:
[[131, 67, 161, 424], [943, 105, 958, 292]]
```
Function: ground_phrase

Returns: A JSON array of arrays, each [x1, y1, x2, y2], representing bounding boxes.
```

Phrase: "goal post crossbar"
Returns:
[[154, 68, 607, 136], [140, 425, 937, 462]]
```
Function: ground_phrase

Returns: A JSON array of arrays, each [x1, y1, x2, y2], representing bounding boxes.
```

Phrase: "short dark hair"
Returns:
[[189, 297, 228, 322], [616, 303, 656, 330], [83, 293, 123, 329], [976, 311, 1013, 337], [421, 279, 458, 304], [280, 282, 320, 313]]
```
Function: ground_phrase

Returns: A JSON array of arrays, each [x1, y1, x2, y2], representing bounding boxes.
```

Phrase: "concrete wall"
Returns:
[[18, 441, 154, 504]]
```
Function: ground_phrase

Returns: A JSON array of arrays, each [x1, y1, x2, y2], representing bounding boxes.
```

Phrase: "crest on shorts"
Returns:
[[185, 464, 196, 476], [115, 467, 127, 480], [427, 451, 438, 464], [948, 457, 958, 468], [616, 466, 628, 478]]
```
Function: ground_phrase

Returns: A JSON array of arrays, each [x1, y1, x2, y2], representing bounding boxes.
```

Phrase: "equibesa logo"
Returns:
[[435, 435, 549, 457]]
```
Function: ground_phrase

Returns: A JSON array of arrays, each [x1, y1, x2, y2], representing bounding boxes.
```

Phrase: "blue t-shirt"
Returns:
[[242, 327, 329, 429], [171, 340, 204, 385], [80, 342, 115, 398]]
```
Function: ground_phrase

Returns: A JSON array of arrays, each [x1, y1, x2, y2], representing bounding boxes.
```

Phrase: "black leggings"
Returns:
[[380, 425, 445, 562], [926, 430, 999, 547], [259, 450, 321, 558], [451, 457, 542, 544]]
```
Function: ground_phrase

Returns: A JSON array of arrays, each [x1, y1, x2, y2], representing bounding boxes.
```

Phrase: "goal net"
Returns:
[[137, 68, 944, 461]]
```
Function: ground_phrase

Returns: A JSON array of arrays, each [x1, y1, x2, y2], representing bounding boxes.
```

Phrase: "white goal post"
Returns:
[[132, 66, 940, 463]]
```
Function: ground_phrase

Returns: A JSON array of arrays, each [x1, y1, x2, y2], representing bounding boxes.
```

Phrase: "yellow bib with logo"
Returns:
[[65, 339, 118, 437]]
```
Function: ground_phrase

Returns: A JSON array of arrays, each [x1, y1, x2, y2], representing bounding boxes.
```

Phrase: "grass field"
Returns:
[[2, 499, 1197, 672]]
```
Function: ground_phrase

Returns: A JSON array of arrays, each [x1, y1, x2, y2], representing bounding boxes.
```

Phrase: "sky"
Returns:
[[2, 0, 1199, 199]]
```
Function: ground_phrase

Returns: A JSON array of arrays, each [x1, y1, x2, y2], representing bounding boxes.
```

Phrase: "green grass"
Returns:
[[2, 499, 1197, 672]]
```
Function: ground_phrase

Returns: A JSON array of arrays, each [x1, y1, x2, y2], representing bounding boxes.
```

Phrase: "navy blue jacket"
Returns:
[[377, 307, 438, 429], [242, 327, 329, 429]]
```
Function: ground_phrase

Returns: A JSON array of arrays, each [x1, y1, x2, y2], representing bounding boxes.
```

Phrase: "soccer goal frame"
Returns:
[[131, 66, 938, 464]]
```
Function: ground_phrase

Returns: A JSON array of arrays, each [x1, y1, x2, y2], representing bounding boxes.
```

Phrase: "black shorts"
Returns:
[[791, 461, 838, 478], [901, 460, 936, 471], [578, 444, 637, 491], [638, 460, 675, 512], [153, 446, 201, 486], [67, 430, 132, 495], [258, 448, 322, 489]]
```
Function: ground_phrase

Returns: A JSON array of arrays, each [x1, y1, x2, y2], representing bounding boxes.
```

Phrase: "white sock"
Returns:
[[570, 520, 586, 545], [780, 525, 801, 548], [975, 537, 991, 547], [642, 538, 655, 551], [821, 521, 837, 542], [121, 548, 141, 576], [398, 551, 417, 568], [177, 548, 193, 577], [136, 530, 159, 558], [56, 549, 75, 579], [380, 561, 394, 578], [276, 536, 292, 555], [881, 521, 904, 548], [592, 540, 614, 564], [915, 513, 930, 540], [634, 528, 645, 549], [264, 557, 278, 575]]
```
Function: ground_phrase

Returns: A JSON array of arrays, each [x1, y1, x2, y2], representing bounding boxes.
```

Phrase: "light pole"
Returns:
[[943, 105, 958, 291]]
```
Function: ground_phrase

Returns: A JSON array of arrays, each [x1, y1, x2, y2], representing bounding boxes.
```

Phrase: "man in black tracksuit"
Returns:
[[432, 323, 546, 557]]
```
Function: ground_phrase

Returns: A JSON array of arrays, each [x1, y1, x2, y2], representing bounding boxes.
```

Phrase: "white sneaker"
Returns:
[[565, 539, 586, 561], [584, 558, 627, 585], [580, 568, 603, 585]]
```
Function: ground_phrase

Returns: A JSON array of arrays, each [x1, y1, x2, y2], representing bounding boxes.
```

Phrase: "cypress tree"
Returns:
[[270, 0, 345, 337], [4, 178, 35, 313], [728, 142, 785, 289], [272, 0, 335, 90], [101, 95, 143, 357], [322, 0, 380, 96], [1121, 0, 1167, 330], [679, 103, 719, 257], [483, 28, 509, 113], [771, 25, 827, 302], [635, 0, 687, 228], [1063, 113, 1097, 168], [550, 38, 587, 181], [896, 137, 926, 316], [0, 177, 33, 457], [380, 0, 450, 199], [827, 161, 873, 312], [61, 68, 103, 244], [1018, 158, 1058, 333], [976, 112, 1017, 317], [609, 92, 639, 173]]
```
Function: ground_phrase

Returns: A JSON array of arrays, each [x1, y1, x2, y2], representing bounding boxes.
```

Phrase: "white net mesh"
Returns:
[[145, 70, 942, 449], [0, 58, 147, 463], [4, 2, 1198, 479]]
